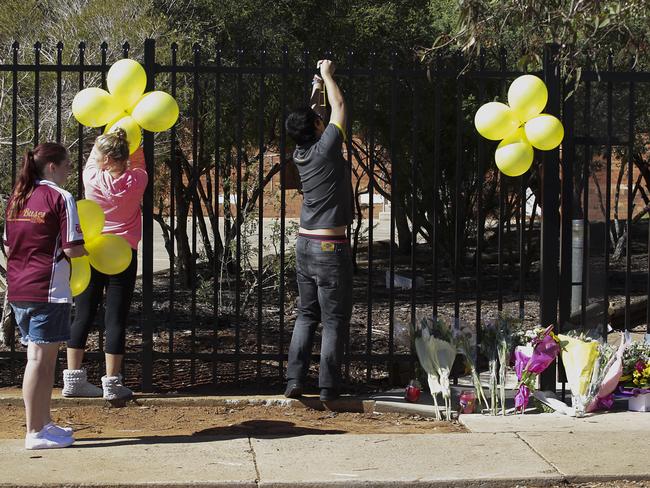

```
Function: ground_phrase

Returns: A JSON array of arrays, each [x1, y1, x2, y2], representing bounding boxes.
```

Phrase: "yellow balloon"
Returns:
[[86, 234, 132, 275], [107, 59, 147, 111], [495, 128, 534, 177], [508, 75, 548, 123], [524, 114, 564, 150], [77, 199, 105, 241], [126, 93, 145, 114], [70, 256, 91, 297], [104, 115, 142, 154], [105, 111, 129, 127], [474, 102, 519, 141], [72, 88, 123, 128], [131, 91, 179, 132]]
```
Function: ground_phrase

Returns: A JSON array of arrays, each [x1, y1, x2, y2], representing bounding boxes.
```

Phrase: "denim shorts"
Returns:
[[10, 301, 72, 346]]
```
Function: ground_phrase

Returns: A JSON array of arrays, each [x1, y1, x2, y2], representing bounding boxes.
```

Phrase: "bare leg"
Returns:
[[105, 353, 123, 377], [66, 347, 85, 370], [23, 342, 60, 433]]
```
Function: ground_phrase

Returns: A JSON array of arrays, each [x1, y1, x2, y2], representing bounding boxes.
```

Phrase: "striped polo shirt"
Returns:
[[4, 180, 84, 303]]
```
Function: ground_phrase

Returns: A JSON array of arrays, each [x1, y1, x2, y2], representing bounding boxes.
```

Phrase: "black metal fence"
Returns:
[[1, 40, 649, 392]]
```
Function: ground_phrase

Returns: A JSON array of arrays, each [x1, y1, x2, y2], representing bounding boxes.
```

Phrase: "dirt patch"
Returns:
[[521, 483, 650, 488], [0, 404, 465, 439]]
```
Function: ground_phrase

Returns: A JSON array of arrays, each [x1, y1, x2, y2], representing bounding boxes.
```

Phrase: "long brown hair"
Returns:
[[7, 142, 69, 219]]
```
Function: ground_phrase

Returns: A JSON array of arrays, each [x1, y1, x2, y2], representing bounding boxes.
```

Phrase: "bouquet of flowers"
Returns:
[[513, 326, 561, 414], [496, 316, 518, 416], [480, 321, 499, 415], [480, 314, 521, 415], [456, 325, 489, 412], [557, 329, 628, 417], [617, 340, 650, 398], [413, 316, 457, 420], [584, 332, 627, 412]]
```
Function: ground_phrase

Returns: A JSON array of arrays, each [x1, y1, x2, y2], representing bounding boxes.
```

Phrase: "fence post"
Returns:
[[539, 44, 561, 392], [558, 68, 576, 389], [141, 38, 156, 392]]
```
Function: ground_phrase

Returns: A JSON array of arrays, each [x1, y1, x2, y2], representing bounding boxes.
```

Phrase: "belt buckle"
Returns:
[[321, 241, 335, 252]]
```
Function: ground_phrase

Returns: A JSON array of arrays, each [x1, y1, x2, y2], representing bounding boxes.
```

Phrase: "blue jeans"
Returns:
[[11, 301, 72, 345], [287, 236, 353, 389]]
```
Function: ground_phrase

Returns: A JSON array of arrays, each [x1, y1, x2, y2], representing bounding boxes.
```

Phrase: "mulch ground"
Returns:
[[0, 403, 465, 439]]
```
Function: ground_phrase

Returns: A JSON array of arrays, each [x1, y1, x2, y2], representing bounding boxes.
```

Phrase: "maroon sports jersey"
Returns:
[[4, 179, 84, 303]]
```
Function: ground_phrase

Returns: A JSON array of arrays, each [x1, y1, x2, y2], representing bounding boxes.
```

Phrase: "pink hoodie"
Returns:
[[83, 146, 148, 250]]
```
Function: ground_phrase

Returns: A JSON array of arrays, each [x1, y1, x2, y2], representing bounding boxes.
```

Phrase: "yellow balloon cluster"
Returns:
[[495, 129, 534, 177], [71, 59, 179, 154], [70, 200, 133, 296], [70, 256, 91, 297], [474, 74, 564, 177]]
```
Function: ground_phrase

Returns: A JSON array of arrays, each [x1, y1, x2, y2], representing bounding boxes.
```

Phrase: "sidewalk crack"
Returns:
[[248, 436, 261, 487], [515, 432, 566, 481]]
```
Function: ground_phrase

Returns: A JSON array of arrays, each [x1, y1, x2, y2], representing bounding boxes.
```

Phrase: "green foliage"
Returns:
[[1, 0, 170, 59], [428, 0, 650, 73], [155, 0, 447, 59]]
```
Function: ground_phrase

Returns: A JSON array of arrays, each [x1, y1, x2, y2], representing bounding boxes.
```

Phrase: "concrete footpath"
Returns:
[[1, 389, 649, 487]]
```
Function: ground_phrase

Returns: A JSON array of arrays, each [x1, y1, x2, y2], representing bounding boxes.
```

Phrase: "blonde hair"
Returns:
[[96, 128, 129, 172]]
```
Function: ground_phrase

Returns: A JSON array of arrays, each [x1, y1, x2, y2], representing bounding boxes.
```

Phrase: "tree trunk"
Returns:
[[394, 199, 412, 254]]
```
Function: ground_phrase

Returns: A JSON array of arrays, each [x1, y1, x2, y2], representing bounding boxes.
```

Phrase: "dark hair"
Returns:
[[285, 107, 320, 145], [7, 142, 68, 219]]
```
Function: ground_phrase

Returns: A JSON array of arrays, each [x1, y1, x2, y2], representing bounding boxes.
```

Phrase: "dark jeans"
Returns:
[[68, 249, 138, 355], [287, 236, 353, 389]]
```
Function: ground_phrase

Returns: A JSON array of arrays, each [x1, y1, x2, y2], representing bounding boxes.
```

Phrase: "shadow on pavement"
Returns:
[[74, 420, 346, 448]]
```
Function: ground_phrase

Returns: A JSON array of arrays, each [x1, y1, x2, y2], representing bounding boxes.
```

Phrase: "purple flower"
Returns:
[[514, 347, 531, 380], [513, 327, 560, 413], [527, 334, 560, 374], [593, 394, 614, 411], [515, 385, 530, 410], [514, 347, 532, 412]]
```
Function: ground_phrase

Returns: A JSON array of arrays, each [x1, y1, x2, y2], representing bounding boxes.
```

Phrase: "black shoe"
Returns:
[[319, 388, 340, 402], [284, 381, 303, 399]]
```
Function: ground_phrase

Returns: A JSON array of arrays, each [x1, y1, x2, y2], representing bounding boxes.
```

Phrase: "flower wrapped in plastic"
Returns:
[[585, 333, 627, 412], [496, 316, 518, 416], [513, 325, 560, 413], [413, 316, 457, 420], [480, 314, 521, 415], [479, 321, 499, 415], [456, 325, 489, 412], [557, 330, 618, 417]]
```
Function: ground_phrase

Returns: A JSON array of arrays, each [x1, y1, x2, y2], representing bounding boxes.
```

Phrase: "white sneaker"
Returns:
[[62, 369, 103, 397], [101, 375, 133, 401], [25, 428, 75, 450], [43, 421, 73, 437]]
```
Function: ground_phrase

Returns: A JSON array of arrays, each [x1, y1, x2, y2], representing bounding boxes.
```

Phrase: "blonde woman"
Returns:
[[63, 129, 147, 400]]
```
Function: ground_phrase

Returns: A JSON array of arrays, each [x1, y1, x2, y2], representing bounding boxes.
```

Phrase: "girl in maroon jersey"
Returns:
[[4, 143, 86, 449]]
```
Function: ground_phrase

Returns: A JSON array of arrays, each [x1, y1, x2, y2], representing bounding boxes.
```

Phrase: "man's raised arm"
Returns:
[[319, 60, 346, 135]]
